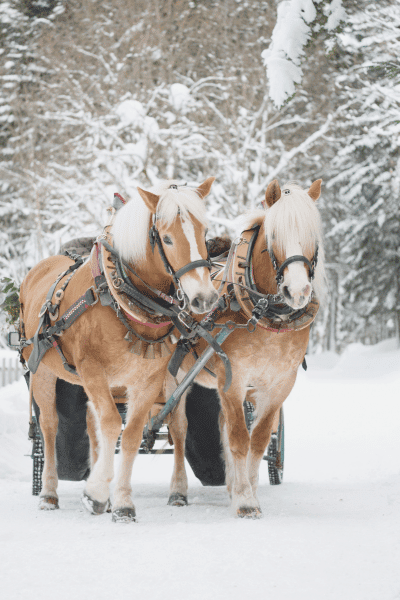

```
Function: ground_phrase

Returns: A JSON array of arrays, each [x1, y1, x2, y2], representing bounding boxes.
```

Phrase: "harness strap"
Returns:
[[149, 221, 212, 286], [274, 254, 314, 285], [174, 259, 212, 280], [100, 239, 179, 316], [231, 227, 320, 332], [26, 284, 98, 374]]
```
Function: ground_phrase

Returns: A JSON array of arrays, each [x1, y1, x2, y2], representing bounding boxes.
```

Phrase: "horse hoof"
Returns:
[[81, 493, 110, 515], [39, 495, 59, 510], [236, 506, 262, 519], [112, 507, 137, 523], [168, 493, 188, 507]]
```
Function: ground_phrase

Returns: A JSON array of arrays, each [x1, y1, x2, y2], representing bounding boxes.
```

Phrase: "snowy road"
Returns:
[[0, 341, 399, 600]]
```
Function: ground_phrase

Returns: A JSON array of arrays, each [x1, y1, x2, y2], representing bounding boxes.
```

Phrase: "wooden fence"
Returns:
[[0, 355, 25, 387]]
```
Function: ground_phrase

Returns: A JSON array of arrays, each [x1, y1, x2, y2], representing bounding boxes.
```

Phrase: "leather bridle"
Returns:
[[268, 244, 319, 286], [148, 184, 212, 296]]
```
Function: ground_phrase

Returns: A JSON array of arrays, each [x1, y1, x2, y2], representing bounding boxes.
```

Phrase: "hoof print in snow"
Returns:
[[112, 507, 137, 523], [168, 493, 188, 506], [81, 493, 110, 515], [39, 496, 59, 510], [237, 506, 262, 519]]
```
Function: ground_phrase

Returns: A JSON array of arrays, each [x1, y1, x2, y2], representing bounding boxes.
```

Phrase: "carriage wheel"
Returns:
[[32, 419, 44, 496], [266, 408, 284, 485]]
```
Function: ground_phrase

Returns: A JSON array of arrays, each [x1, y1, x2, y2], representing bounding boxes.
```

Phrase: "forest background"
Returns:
[[0, 0, 399, 353]]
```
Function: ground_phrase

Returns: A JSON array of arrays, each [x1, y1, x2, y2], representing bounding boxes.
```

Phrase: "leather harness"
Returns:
[[218, 225, 320, 332], [23, 195, 218, 376]]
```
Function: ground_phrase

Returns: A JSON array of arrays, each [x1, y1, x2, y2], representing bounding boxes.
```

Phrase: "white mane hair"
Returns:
[[235, 183, 327, 303], [111, 180, 208, 263]]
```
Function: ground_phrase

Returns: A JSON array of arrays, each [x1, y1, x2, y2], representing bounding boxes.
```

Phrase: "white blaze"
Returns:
[[280, 240, 312, 309]]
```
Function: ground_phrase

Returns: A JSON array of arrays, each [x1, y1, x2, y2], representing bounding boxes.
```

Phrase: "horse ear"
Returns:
[[137, 187, 160, 213], [196, 177, 215, 200], [308, 179, 322, 202], [264, 180, 281, 207]]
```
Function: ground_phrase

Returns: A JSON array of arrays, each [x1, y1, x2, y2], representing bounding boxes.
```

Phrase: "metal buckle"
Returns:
[[178, 310, 195, 330], [7, 331, 20, 347], [112, 277, 123, 289], [87, 287, 99, 305]]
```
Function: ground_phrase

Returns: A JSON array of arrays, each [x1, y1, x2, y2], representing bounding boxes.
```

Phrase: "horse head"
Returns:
[[263, 178, 325, 310], [112, 178, 218, 314]]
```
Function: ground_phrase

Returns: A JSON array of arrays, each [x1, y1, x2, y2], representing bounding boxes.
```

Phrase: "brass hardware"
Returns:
[[49, 308, 59, 322], [112, 277, 123, 289], [54, 289, 64, 304]]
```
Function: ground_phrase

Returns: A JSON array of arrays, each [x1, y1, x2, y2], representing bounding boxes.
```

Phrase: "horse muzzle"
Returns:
[[190, 290, 219, 314]]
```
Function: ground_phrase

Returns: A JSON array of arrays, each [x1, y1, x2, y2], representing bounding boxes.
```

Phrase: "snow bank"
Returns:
[[0, 340, 399, 600], [0, 377, 30, 481]]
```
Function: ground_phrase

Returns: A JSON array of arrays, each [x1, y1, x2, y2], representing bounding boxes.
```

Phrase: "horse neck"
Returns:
[[251, 223, 278, 296], [127, 240, 174, 295]]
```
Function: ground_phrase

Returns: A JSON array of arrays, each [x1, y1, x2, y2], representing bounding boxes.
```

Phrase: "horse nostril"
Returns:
[[282, 285, 291, 301], [191, 297, 201, 309], [303, 284, 311, 296]]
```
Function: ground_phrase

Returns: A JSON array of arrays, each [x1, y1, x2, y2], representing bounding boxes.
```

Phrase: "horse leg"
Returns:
[[112, 375, 165, 523], [166, 376, 189, 507], [86, 402, 99, 471], [79, 361, 122, 515], [218, 379, 261, 519], [248, 375, 296, 500], [31, 364, 59, 510], [219, 410, 234, 498]]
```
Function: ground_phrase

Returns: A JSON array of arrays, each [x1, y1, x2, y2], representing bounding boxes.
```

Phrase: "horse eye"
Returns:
[[163, 235, 173, 245]]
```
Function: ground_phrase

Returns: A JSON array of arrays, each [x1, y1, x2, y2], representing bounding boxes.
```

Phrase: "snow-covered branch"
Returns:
[[263, 0, 346, 107]]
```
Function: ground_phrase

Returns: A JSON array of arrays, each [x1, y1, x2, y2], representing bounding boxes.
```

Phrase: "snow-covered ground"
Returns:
[[0, 340, 399, 600]]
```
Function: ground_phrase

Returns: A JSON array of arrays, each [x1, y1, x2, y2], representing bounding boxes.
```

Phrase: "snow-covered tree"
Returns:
[[327, 1, 400, 346]]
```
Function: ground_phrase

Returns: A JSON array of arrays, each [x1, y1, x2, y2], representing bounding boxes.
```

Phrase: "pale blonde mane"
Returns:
[[111, 180, 208, 263], [235, 183, 327, 303]]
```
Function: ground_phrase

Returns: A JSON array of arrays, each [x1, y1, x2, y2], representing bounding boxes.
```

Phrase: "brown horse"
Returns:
[[170, 179, 327, 517], [20, 178, 218, 522]]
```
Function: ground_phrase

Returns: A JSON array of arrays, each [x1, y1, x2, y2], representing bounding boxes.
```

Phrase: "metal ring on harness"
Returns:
[[112, 277, 123, 289], [49, 308, 59, 322]]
